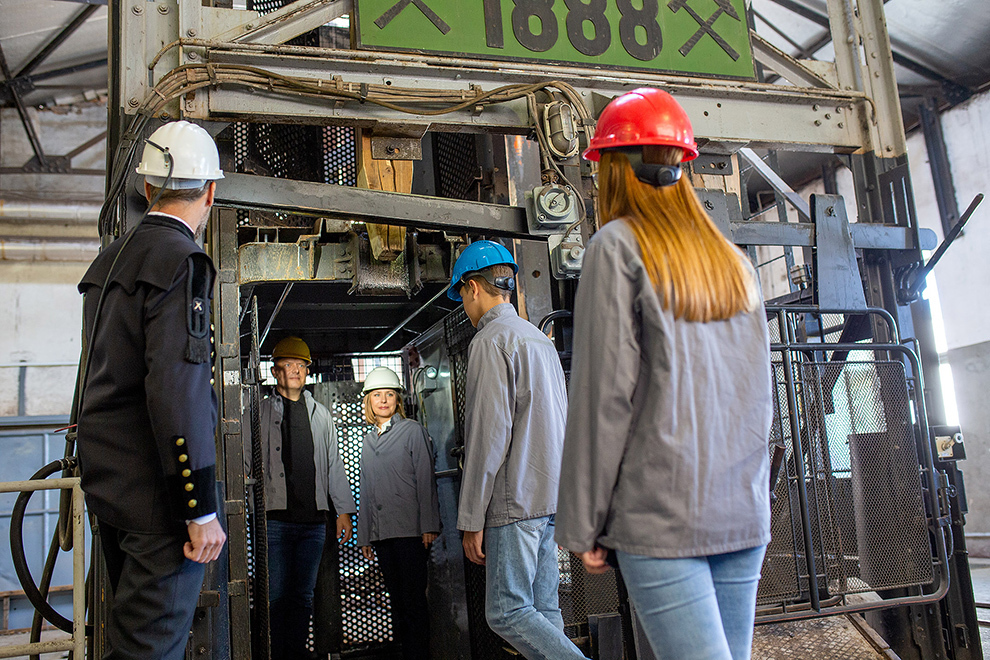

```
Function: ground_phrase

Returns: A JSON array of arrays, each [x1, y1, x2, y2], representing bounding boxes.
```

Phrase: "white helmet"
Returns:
[[362, 366, 404, 394], [136, 121, 224, 190]]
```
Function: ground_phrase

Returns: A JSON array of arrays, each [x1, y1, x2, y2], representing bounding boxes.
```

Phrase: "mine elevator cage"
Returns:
[[94, 0, 984, 658]]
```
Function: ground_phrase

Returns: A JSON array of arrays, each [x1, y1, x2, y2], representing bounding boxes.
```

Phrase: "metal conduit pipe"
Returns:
[[0, 237, 99, 261], [0, 199, 101, 224]]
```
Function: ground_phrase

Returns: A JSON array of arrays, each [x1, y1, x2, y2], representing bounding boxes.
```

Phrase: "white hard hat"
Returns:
[[136, 121, 224, 189], [362, 366, 404, 394]]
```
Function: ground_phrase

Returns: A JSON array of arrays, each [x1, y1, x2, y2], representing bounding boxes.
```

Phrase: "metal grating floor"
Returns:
[[753, 616, 898, 660]]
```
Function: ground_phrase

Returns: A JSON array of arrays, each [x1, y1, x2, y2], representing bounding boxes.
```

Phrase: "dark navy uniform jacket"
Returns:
[[77, 213, 218, 534]]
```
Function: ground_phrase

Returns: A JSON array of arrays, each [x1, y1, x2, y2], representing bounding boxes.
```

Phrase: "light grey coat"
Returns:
[[456, 303, 569, 531], [252, 391, 357, 515], [555, 220, 772, 558], [357, 416, 441, 546]]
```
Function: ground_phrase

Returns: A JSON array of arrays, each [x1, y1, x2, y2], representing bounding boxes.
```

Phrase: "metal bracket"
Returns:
[[693, 154, 734, 176], [812, 194, 867, 310], [549, 233, 583, 279], [22, 155, 72, 174], [370, 136, 423, 160]]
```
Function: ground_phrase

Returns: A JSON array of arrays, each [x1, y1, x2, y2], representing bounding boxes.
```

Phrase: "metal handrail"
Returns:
[[0, 478, 85, 659], [765, 305, 900, 344]]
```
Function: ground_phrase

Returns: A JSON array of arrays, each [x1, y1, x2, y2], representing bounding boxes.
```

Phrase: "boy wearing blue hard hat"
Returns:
[[450, 241, 586, 659]]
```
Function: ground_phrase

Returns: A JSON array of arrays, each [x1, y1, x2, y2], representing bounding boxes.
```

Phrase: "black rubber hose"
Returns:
[[29, 527, 62, 660], [9, 458, 92, 635], [538, 309, 572, 335]]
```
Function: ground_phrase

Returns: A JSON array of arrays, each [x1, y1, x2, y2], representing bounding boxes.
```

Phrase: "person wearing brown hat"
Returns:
[[250, 336, 356, 660]]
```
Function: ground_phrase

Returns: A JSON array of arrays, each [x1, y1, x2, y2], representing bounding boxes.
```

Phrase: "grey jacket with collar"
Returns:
[[555, 219, 772, 559], [253, 390, 357, 515], [456, 303, 569, 531], [357, 415, 441, 546]]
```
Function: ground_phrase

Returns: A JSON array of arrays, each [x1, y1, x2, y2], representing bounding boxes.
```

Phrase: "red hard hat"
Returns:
[[583, 88, 699, 163]]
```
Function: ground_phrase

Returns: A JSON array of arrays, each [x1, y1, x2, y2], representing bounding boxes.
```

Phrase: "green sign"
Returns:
[[355, 0, 755, 80]]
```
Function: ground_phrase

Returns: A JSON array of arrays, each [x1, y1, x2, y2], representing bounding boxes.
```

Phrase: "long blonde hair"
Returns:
[[597, 148, 758, 322]]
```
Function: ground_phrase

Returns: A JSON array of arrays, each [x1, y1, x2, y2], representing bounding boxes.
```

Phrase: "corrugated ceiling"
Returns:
[[2, 0, 987, 109]]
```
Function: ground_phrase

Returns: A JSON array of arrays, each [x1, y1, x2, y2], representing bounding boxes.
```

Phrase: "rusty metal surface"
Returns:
[[753, 615, 896, 660]]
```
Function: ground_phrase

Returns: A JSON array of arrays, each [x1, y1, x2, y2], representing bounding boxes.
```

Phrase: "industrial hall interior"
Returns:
[[2, 0, 990, 658]]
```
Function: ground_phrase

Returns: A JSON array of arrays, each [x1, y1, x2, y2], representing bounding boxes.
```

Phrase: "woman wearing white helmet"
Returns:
[[357, 366, 441, 659]]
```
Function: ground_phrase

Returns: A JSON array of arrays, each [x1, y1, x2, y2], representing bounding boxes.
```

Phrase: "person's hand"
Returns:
[[185, 518, 226, 563], [422, 532, 439, 548], [578, 547, 611, 575], [336, 513, 353, 544], [360, 545, 375, 561], [462, 530, 485, 565]]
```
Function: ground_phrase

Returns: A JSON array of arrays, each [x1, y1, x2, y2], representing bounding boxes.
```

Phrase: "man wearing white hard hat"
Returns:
[[76, 120, 226, 659]]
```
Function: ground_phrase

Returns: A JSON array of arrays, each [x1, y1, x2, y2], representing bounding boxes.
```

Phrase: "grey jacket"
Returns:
[[357, 416, 441, 546], [456, 303, 569, 531], [253, 391, 357, 515], [555, 220, 772, 558]]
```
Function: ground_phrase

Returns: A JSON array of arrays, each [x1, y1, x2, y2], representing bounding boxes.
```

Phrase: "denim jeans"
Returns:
[[617, 545, 767, 660], [267, 520, 327, 660], [485, 515, 588, 660]]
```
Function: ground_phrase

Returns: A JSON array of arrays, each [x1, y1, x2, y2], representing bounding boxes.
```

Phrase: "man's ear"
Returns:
[[204, 180, 216, 208], [467, 278, 482, 301]]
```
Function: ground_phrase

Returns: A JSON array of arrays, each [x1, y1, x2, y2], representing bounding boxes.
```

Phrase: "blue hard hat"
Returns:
[[447, 240, 518, 301]]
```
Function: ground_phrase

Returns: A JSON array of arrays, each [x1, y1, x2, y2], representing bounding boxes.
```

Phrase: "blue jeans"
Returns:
[[485, 515, 587, 660], [267, 520, 327, 660], [617, 545, 767, 660]]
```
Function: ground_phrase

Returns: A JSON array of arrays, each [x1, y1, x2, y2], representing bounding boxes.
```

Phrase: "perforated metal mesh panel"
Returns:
[[759, 353, 933, 607], [315, 380, 395, 648], [324, 126, 358, 186], [558, 550, 620, 627], [435, 134, 479, 200], [230, 122, 357, 226]]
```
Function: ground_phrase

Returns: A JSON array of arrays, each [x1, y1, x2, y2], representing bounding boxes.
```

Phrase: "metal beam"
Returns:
[[15, 5, 101, 79], [199, 48, 866, 153], [219, 172, 934, 251], [738, 147, 812, 220], [752, 8, 817, 60], [215, 0, 352, 45], [750, 32, 833, 89], [0, 58, 108, 104], [767, 0, 971, 101], [730, 221, 936, 251], [217, 173, 533, 238], [919, 98, 960, 236], [0, 44, 48, 168]]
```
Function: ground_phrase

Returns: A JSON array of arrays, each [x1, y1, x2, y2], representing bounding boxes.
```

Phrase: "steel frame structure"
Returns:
[[100, 0, 983, 658]]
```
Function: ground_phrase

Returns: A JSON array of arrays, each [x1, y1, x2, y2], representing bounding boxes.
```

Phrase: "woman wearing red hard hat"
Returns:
[[555, 88, 773, 660]]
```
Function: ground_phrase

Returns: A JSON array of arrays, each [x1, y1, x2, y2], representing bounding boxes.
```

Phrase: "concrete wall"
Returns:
[[1, 101, 105, 418], [907, 90, 990, 554]]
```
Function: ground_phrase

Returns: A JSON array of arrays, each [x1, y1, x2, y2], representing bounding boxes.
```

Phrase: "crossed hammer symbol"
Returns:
[[668, 0, 742, 61], [374, 0, 451, 34]]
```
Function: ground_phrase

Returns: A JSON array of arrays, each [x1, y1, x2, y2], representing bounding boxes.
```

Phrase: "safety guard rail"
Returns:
[[0, 478, 85, 659], [755, 307, 950, 623]]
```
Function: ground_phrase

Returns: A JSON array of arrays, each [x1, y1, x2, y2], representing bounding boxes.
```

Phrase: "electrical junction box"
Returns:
[[550, 233, 584, 279], [525, 184, 581, 234]]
